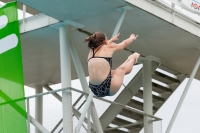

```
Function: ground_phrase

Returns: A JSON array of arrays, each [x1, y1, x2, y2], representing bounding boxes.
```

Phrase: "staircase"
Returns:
[[100, 62, 186, 133], [47, 61, 186, 133]]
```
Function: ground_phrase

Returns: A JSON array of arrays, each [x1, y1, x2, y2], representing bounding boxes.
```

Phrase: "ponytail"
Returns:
[[85, 32, 106, 49]]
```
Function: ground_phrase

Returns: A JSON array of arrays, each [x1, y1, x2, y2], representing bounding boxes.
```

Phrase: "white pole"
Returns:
[[59, 25, 73, 133], [22, 4, 26, 32], [35, 86, 43, 133], [166, 56, 200, 133], [22, 4, 26, 19], [69, 32, 103, 133], [142, 60, 153, 133], [69, 35, 89, 93], [87, 106, 91, 133], [75, 92, 93, 133], [111, 8, 127, 38], [27, 98, 30, 133]]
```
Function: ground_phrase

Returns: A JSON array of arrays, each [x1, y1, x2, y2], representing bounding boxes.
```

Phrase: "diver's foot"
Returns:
[[132, 53, 140, 64]]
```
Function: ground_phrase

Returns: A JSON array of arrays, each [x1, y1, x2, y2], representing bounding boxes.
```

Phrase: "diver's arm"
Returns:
[[108, 34, 138, 51]]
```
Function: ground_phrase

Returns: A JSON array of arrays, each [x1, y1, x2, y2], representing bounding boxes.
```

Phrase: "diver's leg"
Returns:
[[119, 53, 140, 74], [110, 53, 140, 95]]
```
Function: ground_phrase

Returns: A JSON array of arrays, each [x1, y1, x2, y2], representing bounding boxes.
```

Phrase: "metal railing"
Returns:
[[0, 87, 162, 133]]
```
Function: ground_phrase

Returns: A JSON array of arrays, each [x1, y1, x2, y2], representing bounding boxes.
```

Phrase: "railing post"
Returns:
[[27, 98, 30, 133], [35, 86, 43, 133]]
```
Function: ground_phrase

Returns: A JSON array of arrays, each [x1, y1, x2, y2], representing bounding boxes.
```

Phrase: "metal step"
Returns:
[[111, 117, 143, 130], [105, 126, 128, 133], [158, 65, 181, 76], [127, 99, 157, 113], [153, 71, 179, 84], [152, 82, 172, 93], [111, 117, 132, 126], [108, 117, 143, 132], [135, 90, 165, 102], [153, 101, 164, 109], [119, 109, 143, 121]]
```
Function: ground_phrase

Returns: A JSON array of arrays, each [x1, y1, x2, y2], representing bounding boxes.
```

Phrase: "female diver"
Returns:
[[85, 32, 140, 97]]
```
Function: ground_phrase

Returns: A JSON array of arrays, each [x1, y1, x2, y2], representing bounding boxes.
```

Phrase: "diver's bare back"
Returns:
[[88, 45, 113, 85]]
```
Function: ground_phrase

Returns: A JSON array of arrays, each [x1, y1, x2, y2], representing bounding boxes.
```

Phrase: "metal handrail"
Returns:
[[0, 87, 162, 121]]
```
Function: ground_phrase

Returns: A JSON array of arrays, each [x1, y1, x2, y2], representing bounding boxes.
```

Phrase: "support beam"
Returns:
[[69, 32, 89, 94], [59, 25, 73, 133], [87, 106, 91, 133], [111, 8, 126, 38], [30, 116, 50, 133], [35, 86, 43, 133], [44, 85, 61, 101], [142, 59, 153, 133], [70, 31, 103, 133], [75, 92, 93, 133], [166, 56, 200, 133], [111, 6, 132, 38], [20, 14, 59, 33]]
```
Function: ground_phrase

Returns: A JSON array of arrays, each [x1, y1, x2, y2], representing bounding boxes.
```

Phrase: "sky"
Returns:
[[1, 0, 200, 133]]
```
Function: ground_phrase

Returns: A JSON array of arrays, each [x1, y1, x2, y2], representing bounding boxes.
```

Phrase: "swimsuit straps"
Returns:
[[88, 45, 112, 68], [88, 45, 113, 97]]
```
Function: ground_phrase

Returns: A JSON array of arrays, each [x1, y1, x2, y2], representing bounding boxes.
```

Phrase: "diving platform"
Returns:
[[1, 0, 200, 132]]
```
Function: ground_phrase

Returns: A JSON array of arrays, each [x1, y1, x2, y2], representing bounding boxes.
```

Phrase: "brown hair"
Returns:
[[85, 32, 106, 49]]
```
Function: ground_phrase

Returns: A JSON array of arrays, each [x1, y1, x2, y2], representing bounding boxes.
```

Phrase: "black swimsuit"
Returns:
[[88, 45, 112, 97]]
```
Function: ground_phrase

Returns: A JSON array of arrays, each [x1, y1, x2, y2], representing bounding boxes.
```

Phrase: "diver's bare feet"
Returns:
[[129, 53, 140, 64], [128, 54, 132, 60]]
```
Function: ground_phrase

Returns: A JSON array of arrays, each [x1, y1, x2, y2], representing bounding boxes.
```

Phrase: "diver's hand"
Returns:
[[111, 33, 120, 42], [130, 34, 138, 40], [108, 33, 120, 44]]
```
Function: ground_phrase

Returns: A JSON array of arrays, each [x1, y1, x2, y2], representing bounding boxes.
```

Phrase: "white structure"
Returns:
[[170, 0, 200, 14], [1, 0, 200, 132]]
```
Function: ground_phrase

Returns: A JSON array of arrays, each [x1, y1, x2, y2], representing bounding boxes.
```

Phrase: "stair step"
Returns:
[[136, 90, 165, 102], [129, 128, 142, 133], [153, 71, 179, 84], [152, 82, 172, 93], [112, 118, 143, 131], [111, 117, 132, 126], [105, 127, 128, 133], [159, 92, 172, 99], [158, 65, 181, 75], [127, 99, 157, 112], [153, 101, 164, 109], [119, 109, 143, 121]]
